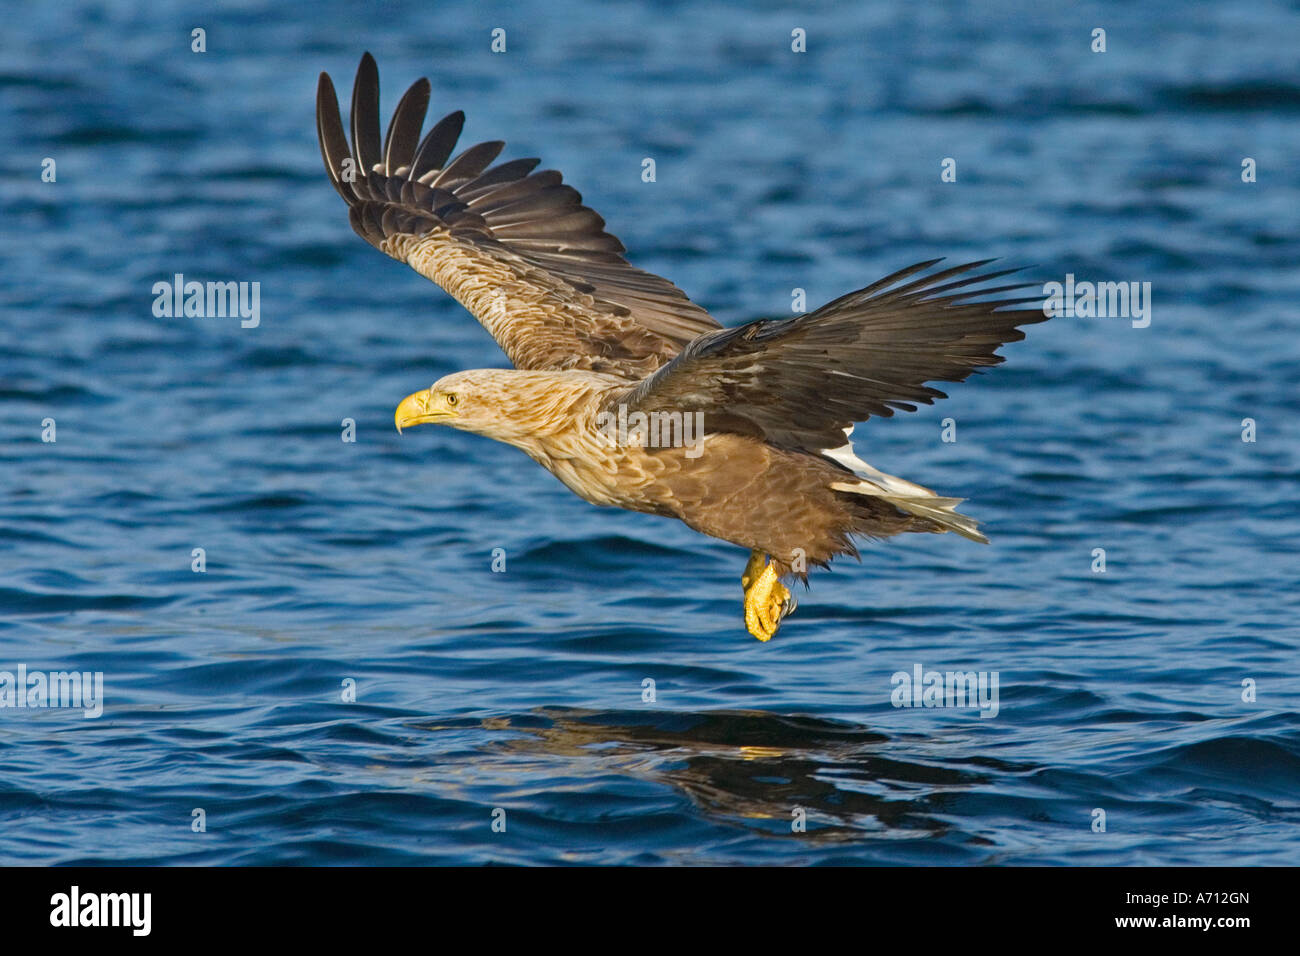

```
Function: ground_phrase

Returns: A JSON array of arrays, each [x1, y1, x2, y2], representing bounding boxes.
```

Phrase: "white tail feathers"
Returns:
[[825, 427, 989, 544]]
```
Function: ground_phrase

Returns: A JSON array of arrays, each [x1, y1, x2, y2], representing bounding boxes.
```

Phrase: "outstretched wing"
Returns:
[[317, 53, 719, 378], [614, 259, 1046, 454]]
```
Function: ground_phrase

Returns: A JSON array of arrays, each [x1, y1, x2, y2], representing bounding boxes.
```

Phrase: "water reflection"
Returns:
[[485, 707, 993, 842]]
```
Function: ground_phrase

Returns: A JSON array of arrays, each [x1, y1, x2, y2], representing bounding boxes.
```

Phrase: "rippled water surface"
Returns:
[[2, 0, 1298, 864]]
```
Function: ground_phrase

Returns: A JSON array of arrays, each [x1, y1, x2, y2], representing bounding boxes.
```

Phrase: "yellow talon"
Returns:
[[741, 551, 793, 642]]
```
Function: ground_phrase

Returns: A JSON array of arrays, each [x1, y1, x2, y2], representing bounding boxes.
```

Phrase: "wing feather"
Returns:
[[348, 53, 381, 189], [382, 78, 430, 175], [408, 110, 466, 181]]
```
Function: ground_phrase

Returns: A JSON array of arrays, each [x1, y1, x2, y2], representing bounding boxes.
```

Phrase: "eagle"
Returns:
[[316, 53, 1046, 641]]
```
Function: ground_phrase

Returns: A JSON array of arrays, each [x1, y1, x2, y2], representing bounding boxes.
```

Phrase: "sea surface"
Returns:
[[1, 0, 1298, 865]]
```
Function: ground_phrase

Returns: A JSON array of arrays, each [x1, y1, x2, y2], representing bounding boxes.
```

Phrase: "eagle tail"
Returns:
[[881, 493, 987, 544], [823, 427, 989, 544], [831, 479, 988, 543]]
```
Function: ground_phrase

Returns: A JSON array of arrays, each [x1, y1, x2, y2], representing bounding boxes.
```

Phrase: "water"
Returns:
[[1, 0, 1298, 865]]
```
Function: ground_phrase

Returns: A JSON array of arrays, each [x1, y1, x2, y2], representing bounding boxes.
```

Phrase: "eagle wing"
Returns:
[[613, 259, 1046, 454], [317, 53, 720, 378]]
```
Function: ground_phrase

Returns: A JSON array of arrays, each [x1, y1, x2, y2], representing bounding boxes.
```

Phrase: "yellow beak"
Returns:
[[394, 389, 453, 433]]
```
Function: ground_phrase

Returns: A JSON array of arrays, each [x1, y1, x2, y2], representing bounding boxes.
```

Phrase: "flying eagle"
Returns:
[[316, 54, 1046, 641]]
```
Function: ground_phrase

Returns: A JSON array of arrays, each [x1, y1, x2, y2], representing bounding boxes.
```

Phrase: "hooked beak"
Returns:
[[395, 389, 454, 434]]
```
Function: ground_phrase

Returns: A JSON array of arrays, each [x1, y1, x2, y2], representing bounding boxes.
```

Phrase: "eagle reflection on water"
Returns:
[[418, 708, 1003, 846]]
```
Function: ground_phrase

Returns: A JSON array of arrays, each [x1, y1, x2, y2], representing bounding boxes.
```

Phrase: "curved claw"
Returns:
[[742, 558, 793, 642]]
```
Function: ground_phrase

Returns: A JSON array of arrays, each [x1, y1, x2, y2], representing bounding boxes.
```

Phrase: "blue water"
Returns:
[[2, 0, 1298, 865]]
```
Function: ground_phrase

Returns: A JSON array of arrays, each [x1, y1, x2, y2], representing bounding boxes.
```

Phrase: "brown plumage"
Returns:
[[317, 54, 1048, 640]]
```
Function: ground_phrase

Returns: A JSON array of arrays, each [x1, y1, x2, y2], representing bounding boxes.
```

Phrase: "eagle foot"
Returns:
[[741, 551, 794, 642]]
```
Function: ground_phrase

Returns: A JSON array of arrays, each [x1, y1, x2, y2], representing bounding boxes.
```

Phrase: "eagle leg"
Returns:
[[741, 550, 794, 642]]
